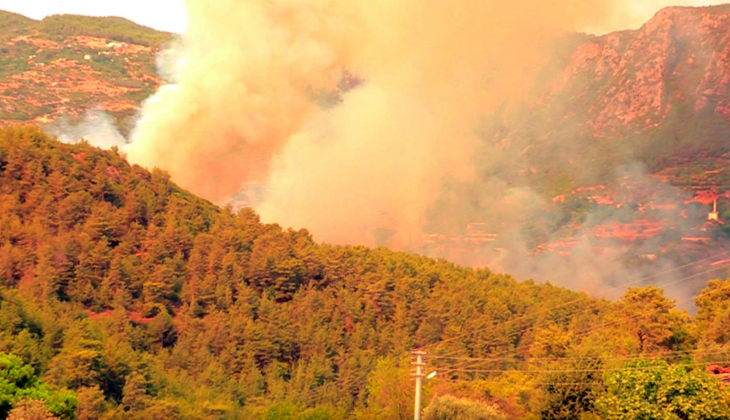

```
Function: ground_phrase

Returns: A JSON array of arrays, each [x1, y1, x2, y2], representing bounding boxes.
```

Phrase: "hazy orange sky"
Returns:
[[1, 0, 730, 34]]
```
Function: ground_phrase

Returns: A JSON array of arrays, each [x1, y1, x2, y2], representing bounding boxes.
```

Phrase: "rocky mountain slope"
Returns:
[[553, 5, 730, 131], [515, 4, 730, 186], [409, 5, 730, 288], [487, 4, 729, 135], [466, 4, 730, 247]]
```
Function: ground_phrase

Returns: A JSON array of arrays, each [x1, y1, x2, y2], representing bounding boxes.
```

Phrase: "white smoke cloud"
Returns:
[[47, 110, 128, 149]]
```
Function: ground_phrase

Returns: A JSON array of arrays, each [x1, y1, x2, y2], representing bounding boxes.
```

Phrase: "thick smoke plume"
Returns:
[[127, 0, 649, 239], [125, 0, 727, 298]]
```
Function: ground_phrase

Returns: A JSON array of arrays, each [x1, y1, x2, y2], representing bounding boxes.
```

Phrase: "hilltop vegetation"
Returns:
[[0, 11, 33, 33], [36, 15, 172, 48], [1, 126, 730, 418], [0, 11, 172, 47]]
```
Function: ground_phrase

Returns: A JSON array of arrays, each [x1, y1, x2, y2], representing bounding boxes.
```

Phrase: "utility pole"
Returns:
[[412, 350, 427, 420]]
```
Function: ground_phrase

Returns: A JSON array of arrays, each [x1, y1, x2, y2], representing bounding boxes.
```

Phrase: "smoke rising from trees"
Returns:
[[123, 0, 724, 297]]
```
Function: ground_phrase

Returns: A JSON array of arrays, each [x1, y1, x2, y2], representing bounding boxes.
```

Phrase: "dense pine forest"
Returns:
[[1, 126, 730, 419]]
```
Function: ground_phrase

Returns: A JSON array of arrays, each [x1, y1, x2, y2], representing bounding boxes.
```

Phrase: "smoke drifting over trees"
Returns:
[[124, 0, 730, 297], [48, 110, 129, 149]]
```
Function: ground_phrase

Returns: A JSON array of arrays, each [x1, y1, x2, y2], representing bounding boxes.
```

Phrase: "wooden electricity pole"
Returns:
[[412, 350, 427, 420]]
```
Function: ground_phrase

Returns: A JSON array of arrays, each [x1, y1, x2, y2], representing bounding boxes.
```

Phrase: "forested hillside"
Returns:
[[1, 126, 730, 418]]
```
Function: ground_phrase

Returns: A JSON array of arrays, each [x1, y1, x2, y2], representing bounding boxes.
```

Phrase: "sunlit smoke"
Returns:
[[123, 0, 730, 299], [126, 0, 634, 239]]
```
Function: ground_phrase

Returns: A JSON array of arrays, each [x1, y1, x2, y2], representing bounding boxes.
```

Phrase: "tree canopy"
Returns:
[[0, 126, 728, 418]]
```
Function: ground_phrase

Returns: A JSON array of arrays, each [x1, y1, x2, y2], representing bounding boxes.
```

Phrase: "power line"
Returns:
[[488, 276, 730, 362], [437, 359, 729, 375], [474, 279, 730, 374], [426, 252, 728, 357], [428, 348, 730, 365], [418, 271, 730, 384], [427, 259, 730, 360], [435, 378, 719, 387]]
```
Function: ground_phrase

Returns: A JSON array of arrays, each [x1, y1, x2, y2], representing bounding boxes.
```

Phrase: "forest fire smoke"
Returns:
[[126, 0, 675, 247], [125, 0, 724, 273]]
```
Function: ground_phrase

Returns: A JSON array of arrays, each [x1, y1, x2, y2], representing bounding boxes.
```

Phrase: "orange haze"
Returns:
[[127, 0, 703, 246]]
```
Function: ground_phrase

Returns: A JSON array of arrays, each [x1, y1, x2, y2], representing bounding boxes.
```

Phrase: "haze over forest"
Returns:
[[2, 1, 730, 419], [33, 1, 730, 302]]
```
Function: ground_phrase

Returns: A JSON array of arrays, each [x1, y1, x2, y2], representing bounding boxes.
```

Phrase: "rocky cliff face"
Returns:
[[474, 4, 730, 201], [549, 4, 730, 134]]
